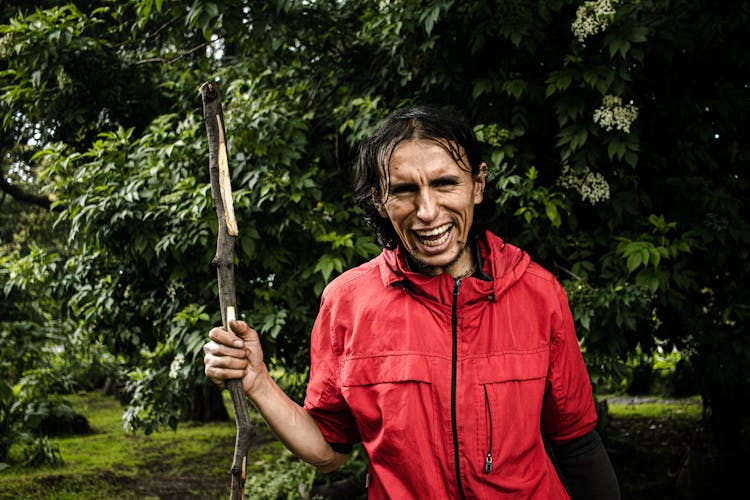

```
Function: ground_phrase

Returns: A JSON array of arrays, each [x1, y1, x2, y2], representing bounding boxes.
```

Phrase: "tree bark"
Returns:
[[186, 383, 230, 422], [200, 81, 254, 500]]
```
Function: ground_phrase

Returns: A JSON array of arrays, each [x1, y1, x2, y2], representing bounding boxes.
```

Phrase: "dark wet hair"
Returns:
[[352, 105, 496, 249]]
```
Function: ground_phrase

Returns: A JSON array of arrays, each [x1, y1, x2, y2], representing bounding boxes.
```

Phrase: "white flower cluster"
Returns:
[[0, 34, 13, 58], [558, 164, 611, 205], [593, 95, 639, 134], [571, 0, 617, 43], [56, 67, 72, 89], [166, 280, 184, 300], [169, 353, 185, 379]]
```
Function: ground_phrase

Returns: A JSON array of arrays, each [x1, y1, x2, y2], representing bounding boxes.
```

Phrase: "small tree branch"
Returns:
[[137, 41, 210, 65], [553, 262, 596, 290], [0, 170, 52, 209], [200, 81, 254, 500]]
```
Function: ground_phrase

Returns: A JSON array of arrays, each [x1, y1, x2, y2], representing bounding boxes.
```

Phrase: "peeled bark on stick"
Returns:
[[200, 81, 255, 500]]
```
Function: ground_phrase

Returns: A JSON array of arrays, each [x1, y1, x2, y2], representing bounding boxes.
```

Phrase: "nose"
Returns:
[[416, 188, 438, 222]]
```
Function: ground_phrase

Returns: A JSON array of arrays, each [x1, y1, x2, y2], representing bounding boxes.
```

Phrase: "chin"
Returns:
[[413, 251, 461, 272]]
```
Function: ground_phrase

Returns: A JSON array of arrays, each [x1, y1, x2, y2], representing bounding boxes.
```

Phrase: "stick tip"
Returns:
[[199, 81, 220, 100]]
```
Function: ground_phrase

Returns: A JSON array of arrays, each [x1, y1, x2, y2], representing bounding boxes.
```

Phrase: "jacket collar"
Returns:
[[377, 230, 530, 305]]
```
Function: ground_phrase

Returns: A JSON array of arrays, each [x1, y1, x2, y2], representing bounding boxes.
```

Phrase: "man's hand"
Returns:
[[203, 320, 269, 398], [203, 319, 347, 473]]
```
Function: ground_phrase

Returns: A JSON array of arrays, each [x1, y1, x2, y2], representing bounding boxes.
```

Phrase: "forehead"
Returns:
[[385, 139, 469, 180]]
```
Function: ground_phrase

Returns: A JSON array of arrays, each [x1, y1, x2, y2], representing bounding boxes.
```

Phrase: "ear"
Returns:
[[473, 163, 487, 204], [372, 191, 389, 218]]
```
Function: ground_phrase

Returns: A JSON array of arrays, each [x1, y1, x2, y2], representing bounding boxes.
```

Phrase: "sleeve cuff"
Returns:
[[329, 442, 353, 454]]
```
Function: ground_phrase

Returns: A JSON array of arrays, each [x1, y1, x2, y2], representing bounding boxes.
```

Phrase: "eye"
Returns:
[[432, 176, 460, 188], [390, 184, 418, 196]]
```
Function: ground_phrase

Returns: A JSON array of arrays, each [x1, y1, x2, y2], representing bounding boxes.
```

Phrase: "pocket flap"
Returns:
[[476, 349, 548, 384], [341, 354, 433, 386]]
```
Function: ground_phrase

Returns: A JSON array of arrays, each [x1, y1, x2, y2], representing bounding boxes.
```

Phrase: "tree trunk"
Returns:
[[186, 382, 230, 422]]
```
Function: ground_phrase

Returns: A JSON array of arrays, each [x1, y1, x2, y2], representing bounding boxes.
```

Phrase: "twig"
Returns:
[[137, 41, 210, 65]]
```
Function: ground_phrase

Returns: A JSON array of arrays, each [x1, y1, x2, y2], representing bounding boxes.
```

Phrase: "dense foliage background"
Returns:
[[1, 0, 748, 491]]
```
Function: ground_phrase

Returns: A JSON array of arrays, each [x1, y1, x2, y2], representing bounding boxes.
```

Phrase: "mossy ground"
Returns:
[[601, 395, 705, 500], [0, 391, 281, 499]]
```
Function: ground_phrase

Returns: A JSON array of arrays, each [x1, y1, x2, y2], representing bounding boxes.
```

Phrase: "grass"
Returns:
[[600, 394, 706, 500], [1, 391, 709, 499], [0, 391, 285, 500], [606, 395, 703, 418]]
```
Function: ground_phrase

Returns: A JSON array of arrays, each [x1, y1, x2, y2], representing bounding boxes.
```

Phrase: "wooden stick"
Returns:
[[199, 81, 254, 500]]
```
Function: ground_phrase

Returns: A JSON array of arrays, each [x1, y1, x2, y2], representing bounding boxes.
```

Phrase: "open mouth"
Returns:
[[414, 223, 453, 247]]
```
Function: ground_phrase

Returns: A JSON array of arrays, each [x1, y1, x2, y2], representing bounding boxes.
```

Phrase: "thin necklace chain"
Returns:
[[455, 263, 477, 280]]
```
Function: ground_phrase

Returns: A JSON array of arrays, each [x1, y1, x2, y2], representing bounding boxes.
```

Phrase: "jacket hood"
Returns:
[[378, 230, 530, 306]]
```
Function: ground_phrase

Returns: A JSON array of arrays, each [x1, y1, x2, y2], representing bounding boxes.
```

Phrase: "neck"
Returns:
[[452, 259, 477, 279], [404, 243, 477, 279]]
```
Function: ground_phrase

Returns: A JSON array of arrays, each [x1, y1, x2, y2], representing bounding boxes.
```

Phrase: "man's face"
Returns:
[[377, 139, 486, 276]]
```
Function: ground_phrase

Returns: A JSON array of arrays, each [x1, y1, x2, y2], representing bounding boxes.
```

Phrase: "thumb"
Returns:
[[229, 319, 264, 366], [228, 319, 256, 341]]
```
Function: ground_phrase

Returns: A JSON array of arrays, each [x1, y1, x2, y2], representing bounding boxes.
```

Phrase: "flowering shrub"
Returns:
[[571, 0, 617, 42], [557, 165, 611, 205], [593, 95, 640, 134]]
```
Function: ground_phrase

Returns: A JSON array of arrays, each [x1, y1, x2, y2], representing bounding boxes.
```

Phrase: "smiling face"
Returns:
[[377, 139, 487, 277]]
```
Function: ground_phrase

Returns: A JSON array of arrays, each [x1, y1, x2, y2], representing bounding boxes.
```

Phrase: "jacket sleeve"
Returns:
[[541, 279, 599, 444], [303, 297, 361, 448], [550, 430, 621, 500]]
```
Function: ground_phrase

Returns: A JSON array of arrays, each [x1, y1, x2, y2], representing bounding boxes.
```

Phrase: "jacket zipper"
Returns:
[[483, 385, 493, 473], [451, 279, 467, 499]]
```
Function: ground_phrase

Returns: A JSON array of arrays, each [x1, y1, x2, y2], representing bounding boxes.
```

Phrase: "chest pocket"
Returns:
[[340, 354, 439, 456], [475, 349, 549, 473]]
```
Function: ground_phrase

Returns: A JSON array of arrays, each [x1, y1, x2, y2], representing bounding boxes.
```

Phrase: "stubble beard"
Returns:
[[407, 240, 469, 277]]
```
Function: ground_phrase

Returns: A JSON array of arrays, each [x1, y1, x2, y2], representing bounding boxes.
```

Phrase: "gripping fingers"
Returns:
[[203, 340, 249, 365], [204, 322, 263, 390], [209, 326, 245, 348], [203, 341, 248, 385]]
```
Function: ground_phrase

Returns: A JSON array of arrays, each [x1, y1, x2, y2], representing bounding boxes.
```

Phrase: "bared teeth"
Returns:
[[415, 224, 452, 246], [415, 223, 452, 237]]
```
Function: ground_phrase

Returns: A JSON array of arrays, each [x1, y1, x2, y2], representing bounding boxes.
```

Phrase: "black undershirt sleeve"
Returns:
[[550, 429, 621, 500], [329, 442, 353, 454]]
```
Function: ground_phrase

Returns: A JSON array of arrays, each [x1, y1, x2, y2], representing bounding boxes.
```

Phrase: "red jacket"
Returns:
[[304, 231, 598, 498]]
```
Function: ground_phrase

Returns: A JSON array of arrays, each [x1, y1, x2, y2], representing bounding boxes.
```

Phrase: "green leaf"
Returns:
[[472, 78, 493, 98], [626, 253, 642, 273], [607, 37, 631, 59], [607, 137, 627, 161], [545, 70, 573, 97], [649, 248, 662, 268], [629, 26, 648, 43], [640, 248, 650, 267], [545, 201, 561, 228], [503, 79, 526, 100], [314, 254, 335, 282], [422, 5, 441, 35], [635, 269, 660, 293]]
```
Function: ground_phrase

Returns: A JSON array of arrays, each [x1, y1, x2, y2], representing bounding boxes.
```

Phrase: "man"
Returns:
[[204, 106, 621, 498]]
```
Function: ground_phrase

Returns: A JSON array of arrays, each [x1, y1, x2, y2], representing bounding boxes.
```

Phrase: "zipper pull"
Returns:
[[484, 452, 493, 473]]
